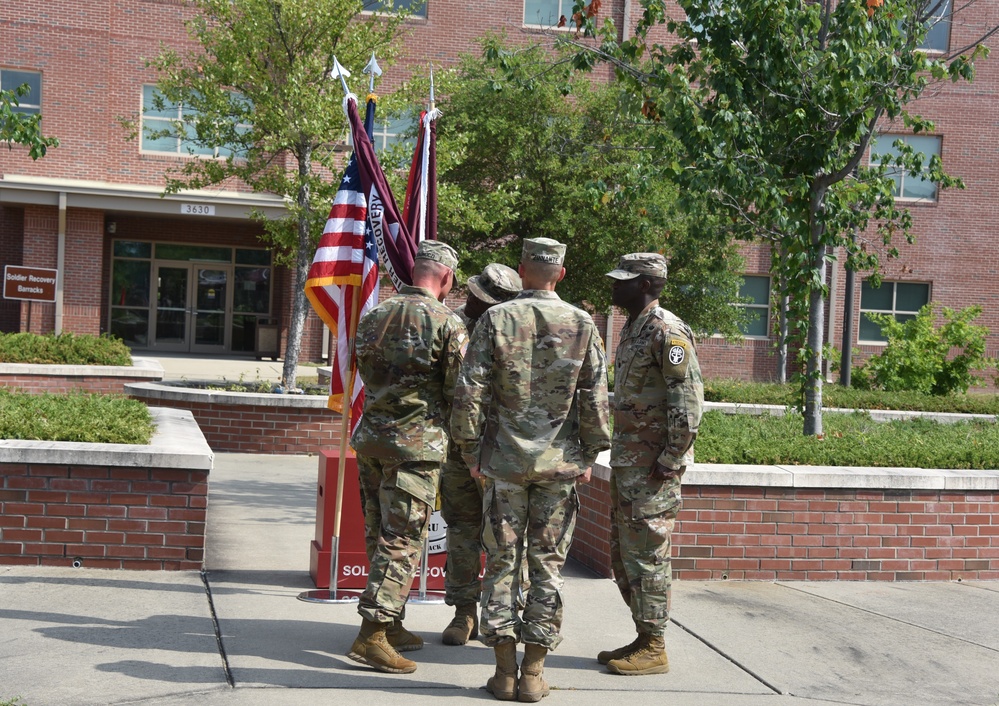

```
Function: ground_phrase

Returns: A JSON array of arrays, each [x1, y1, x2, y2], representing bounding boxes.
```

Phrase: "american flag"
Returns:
[[304, 98, 379, 432]]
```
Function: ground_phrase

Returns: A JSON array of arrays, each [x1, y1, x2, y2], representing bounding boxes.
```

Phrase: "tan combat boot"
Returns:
[[485, 640, 519, 701], [442, 603, 479, 646], [597, 633, 642, 665], [386, 618, 424, 652], [518, 642, 550, 702], [606, 634, 669, 675], [347, 618, 418, 674]]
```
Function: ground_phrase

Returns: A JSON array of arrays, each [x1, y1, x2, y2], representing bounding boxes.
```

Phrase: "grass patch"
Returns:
[[0, 389, 153, 444], [697, 410, 999, 469], [704, 378, 999, 415], [0, 332, 132, 366]]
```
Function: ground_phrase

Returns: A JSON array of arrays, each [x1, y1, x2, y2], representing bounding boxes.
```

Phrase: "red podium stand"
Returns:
[[309, 449, 449, 590]]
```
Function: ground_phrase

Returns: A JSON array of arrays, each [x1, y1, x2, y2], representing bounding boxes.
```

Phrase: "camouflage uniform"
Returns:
[[351, 278, 468, 625], [610, 288, 703, 637], [452, 240, 611, 650], [442, 264, 522, 609]]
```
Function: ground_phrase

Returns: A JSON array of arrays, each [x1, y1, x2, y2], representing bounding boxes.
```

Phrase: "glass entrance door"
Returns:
[[192, 267, 228, 352], [153, 265, 190, 352], [151, 263, 230, 353]]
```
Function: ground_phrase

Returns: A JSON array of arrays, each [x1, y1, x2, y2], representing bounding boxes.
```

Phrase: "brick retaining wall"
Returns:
[[572, 462, 999, 581], [126, 382, 341, 455], [0, 358, 164, 395], [0, 407, 213, 570]]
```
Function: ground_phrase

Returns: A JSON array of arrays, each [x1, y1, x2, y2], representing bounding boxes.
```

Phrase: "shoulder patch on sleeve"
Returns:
[[664, 338, 690, 378]]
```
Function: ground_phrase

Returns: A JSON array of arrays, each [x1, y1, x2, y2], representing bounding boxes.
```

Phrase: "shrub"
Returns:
[[852, 304, 992, 395], [0, 389, 152, 444], [0, 332, 132, 366]]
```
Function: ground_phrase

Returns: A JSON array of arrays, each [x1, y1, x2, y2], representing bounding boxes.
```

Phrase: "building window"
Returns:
[[1, 69, 42, 115], [859, 280, 930, 343], [736, 275, 770, 337], [365, 0, 426, 17], [141, 85, 250, 158], [919, 0, 951, 52], [870, 134, 941, 201], [524, 0, 576, 27]]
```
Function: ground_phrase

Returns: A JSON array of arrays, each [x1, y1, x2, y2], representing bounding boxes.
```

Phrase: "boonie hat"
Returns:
[[415, 239, 459, 273], [522, 237, 566, 266], [467, 263, 523, 305], [606, 252, 668, 280]]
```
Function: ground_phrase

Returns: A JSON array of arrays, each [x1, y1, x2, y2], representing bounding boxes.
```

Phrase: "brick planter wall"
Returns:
[[126, 382, 342, 455], [0, 407, 213, 570], [0, 358, 164, 395], [571, 461, 999, 581]]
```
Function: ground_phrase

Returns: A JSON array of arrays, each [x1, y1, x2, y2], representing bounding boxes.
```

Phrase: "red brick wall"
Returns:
[[573, 481, 999, 581], [134, 396, 343, 455], [0, 462, 207, 570], [0, 373, 153, 394]]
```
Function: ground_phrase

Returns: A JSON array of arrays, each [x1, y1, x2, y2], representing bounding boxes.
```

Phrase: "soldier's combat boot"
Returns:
[[387, 618, 424, 652], [518, 642, 550, 702], [347, 618, 418, 674], [596, 633, 642, 664], [442, 603, 478, 646], [606, 634, 669, 675], [485, 639, 519, 701]]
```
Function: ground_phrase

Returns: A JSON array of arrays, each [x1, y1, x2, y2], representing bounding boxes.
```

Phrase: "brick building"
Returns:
[[2, 1, 998, 381]]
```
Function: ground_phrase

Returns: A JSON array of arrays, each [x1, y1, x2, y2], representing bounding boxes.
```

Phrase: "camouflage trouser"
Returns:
[[609, 465, 681, 637], [356, 454, 440, 624], [479, 476, 579, 650], [440, 452, 483, 606]]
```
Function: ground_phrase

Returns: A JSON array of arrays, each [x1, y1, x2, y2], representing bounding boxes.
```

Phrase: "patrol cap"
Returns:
[[522, 237, 566, 266], [415, 239, 458, 273], [467, 263, 523, 305], [606, 252, 668, 281]]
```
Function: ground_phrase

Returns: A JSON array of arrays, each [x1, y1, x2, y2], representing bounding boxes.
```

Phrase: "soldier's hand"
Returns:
[[650, 461, 685, 481], [578, 466, 593, 484], [470, 465, 483, 479]]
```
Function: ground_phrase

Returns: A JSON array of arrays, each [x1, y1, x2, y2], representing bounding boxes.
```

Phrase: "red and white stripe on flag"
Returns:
[[305, 143, 379, 431]]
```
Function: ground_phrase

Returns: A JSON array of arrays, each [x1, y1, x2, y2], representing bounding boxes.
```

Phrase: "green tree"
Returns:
[[568, 0, 992, 435], [1, 84, 58, 159], [392, 37, 745, 333], [131, 0, 409, 387]]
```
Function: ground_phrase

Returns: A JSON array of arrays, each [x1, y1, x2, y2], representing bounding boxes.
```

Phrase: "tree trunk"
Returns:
[[281, 145, 313, 389], [803, 187, 827, 436], [776, 245, 789, 384]]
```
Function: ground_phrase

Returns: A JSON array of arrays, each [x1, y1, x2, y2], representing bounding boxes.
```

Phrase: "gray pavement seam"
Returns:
[[671, 617, 785, 695], [201, 570, 235, 688], [775, 582, 999, 654]]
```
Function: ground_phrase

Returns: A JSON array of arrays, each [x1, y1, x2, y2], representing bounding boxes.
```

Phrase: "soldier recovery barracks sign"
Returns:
[[4, 266, 58, 303]]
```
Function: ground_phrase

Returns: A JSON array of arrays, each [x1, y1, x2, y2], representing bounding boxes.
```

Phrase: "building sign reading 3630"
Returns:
[[180, 203, 216, 216]]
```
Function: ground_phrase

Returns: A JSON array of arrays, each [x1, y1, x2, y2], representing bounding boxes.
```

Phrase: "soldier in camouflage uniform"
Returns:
[[441, 263, 522, 647], [452, 238, 611, 702], [346, 240, 468, 675], [599, 253, 704, 676]]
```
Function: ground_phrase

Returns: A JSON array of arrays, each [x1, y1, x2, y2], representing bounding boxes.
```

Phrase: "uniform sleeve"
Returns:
[[450, 316, 493, 471], [654, 325, 702, 469], [440, 316, 468, 423], [576, 322, 612, 466]]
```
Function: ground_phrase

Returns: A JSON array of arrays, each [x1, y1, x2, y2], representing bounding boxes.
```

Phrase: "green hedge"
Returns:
[[0, 332, 132, 366], [696, 410, 999, 469], [0, 389, 152, 444]]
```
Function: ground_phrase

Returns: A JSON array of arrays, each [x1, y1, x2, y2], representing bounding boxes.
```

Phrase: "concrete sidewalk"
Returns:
[[1, 454, 998, 706]]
